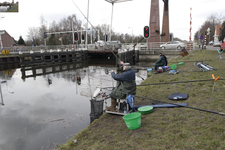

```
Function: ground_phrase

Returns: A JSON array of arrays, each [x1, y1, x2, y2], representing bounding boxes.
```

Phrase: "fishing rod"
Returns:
[[169, 60, 212, 63], [178, 70, 203, 72], [132, 65, 203, 73], [100, 78, 225, 89], [70, 0, 121, 63], [98, 86, 225, 116], [135, 60, 212, 69], [138, 78, 225, 87], [134, 95, 225, 116], [137, 74, 145, 80]]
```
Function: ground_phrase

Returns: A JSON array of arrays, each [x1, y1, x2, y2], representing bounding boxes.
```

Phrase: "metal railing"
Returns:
[[1, 42, 196, 55], [1, 44, 87, 54], [134, 42, 196, 51]]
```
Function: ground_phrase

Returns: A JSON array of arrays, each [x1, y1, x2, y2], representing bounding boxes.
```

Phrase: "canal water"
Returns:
[[0, 6, 9, 12], [0, 60, 151, 150]]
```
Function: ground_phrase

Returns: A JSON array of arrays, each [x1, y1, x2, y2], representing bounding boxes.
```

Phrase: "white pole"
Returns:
[[91, 29, 92, 44], [86, 0, 90, 48], [0, 80, 4, 105], [98, 29, 100, 41], [129, 27, 133, 44], [110, 3, 114, 42], [0, 34, 3, 50], [132, 28, 133, 44], [72, 18, 74, 44], [0, 17, 4, 50]]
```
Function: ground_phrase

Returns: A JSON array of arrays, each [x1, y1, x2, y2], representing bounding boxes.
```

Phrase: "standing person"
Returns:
[[153, 53, 168, 73], [106, 61, 136, 112]]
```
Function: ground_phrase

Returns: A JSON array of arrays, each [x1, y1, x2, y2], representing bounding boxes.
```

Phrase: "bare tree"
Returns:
[[194, 13, 225, 42], [207, 13, 225, 27], [26, 14, 144, 46], [39, 15, 48, 45], [27, 27, 39, 46]]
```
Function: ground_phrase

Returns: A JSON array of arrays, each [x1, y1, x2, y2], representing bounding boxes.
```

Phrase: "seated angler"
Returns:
[[153, 53, 168, 73], [106, 61, 136, 112]]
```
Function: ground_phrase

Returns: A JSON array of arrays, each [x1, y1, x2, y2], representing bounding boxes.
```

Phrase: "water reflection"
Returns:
[[0, 61, 148, 150]]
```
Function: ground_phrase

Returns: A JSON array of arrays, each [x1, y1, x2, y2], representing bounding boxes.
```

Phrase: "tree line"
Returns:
[[194, 13, 225, 43], [23, 14, 144, 46], [21, 13, 225, 46]]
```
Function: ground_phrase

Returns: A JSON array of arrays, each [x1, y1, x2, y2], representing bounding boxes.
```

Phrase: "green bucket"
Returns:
[[123, 112, 141, 130], [170, 64, 177, 70]]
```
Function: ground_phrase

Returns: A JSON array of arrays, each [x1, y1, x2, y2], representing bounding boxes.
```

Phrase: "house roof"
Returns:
[[0, 30, 16, 48]]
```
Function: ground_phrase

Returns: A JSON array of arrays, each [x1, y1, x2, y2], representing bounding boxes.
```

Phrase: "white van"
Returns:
[[95, 40, 105, 47]]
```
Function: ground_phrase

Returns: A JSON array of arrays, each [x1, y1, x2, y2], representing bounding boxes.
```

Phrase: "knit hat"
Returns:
[[123, 63, 130, 66]]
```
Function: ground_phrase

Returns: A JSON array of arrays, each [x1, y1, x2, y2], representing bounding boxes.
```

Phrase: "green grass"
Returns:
[[5, 4, 18, 12], [58, 49, 225, 150]]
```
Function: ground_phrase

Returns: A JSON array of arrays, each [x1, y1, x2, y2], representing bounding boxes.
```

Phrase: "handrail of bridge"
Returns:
[[1, 42, 196, 55]]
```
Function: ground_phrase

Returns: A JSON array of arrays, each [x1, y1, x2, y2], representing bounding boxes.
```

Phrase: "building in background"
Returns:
[[214, 25, 222, 42], [0, 30, 16, 50]]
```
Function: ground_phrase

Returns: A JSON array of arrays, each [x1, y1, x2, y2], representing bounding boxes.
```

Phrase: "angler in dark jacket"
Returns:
[[154, 53, 168, 72], [106, 62, 136, 112]]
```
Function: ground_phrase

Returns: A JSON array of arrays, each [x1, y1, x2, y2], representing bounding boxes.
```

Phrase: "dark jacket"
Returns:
[[155, 54, 168, 66], [110, 68, 136, 99]]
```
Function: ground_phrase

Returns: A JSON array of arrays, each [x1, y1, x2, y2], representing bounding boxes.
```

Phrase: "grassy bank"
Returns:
[[58, 49, 225, 150], [6, 4, 18, 12]]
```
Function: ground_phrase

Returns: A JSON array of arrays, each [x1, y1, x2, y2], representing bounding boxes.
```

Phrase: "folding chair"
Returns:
[[215, 49, 225, 59]]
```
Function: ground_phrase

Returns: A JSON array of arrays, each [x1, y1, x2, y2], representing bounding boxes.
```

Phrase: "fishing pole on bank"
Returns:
[[169, 60, 212, 63], [70, 0, 121, 62], [100, 87, 225, 116], [138, 78, 225, 87], [134, 95, 225, 116], [101, 78, 225, 89]]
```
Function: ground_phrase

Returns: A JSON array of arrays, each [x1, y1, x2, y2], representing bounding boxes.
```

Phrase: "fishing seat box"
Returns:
[[157, 67, 163, 73]]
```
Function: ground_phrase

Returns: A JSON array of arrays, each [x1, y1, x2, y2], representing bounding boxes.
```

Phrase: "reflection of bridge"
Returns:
[[20, 62, 87, 80], [19, 51, 88, 66]]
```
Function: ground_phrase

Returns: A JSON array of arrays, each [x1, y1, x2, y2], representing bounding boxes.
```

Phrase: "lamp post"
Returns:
[[71, 17, 74, 44], [105, 0, 133, 41], [0, 17, 5, 50], [128, 27, 133, 44], [86, 0, 90, 48]]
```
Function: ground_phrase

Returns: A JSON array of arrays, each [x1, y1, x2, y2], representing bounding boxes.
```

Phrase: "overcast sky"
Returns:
[[0, 0, 225, 42]]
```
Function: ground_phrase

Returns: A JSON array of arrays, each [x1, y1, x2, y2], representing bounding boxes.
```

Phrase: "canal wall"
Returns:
[[117, 50, 138, 65], [139, 50, 181, 61], [0, 56, 20, 64], [0, 49, 182, 67]]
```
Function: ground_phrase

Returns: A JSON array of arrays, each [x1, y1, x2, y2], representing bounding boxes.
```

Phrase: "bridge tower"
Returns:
[[161, 0, 170, 42], [148, 0, 160, 43]]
